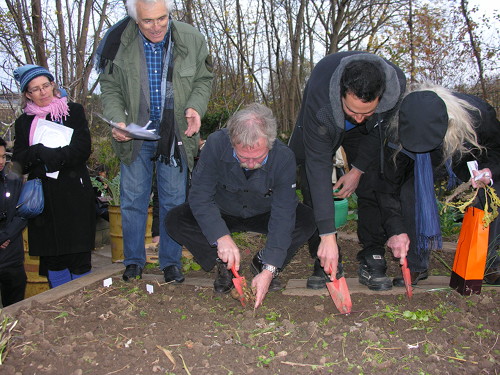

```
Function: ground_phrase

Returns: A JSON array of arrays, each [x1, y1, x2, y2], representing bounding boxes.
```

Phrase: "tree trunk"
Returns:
[[460, 0, 487, 99]]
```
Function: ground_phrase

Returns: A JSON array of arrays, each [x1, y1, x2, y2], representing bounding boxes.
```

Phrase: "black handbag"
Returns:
[[16, 178, 44, 218]]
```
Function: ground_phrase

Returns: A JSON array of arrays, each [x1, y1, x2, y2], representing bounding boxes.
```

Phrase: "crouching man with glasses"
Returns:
[[166, 103, 315, 308]]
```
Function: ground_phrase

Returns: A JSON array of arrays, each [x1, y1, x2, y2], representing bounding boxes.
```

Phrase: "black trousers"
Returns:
[[0, 265, 27, 307], [166, 202, 316, 272], [39, 252, 92, 276], [299, 126, 387, 261]]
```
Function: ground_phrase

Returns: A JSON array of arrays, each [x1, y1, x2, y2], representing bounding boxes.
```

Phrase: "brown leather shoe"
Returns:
[[483, 267, 500, 285], [393, 270, 428, 287]]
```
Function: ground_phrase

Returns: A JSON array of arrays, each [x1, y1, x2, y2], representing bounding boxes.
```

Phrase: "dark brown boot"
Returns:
[[484, 267, 500, 285]]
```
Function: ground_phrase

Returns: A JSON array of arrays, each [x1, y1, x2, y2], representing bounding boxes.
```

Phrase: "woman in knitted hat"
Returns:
[[376, 82, 500, 287], [11, 64, 96, 288]]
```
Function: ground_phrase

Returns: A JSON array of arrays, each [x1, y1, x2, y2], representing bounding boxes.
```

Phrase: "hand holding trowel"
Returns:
[[326, 265, 352, 314]]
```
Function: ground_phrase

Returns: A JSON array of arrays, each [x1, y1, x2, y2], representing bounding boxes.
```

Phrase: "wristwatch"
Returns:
[[262, 264, 279, 278]]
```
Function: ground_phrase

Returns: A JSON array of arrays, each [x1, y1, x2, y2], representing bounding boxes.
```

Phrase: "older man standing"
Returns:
[[166, 103, 315, 308], [97, 0, 213, 282]]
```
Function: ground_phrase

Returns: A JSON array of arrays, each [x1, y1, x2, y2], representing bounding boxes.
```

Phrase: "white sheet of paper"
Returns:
[[33, 119, 74, 179], [146, 284, 154, 294], [467, 160, 478, 178], [94, 113, 160, 140]]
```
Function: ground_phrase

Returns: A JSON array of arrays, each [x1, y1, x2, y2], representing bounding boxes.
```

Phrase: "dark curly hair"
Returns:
[[340, 60, 385, 102]]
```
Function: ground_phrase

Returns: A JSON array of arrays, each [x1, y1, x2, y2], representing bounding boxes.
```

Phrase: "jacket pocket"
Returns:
[[179, 65, 196, 78]]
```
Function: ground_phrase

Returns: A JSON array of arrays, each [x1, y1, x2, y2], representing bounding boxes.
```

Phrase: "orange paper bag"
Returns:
[[449, 207, 489, 295]]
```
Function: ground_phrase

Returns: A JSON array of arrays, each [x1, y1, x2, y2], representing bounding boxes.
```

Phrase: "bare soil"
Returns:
[[2, 231, 499, 375]]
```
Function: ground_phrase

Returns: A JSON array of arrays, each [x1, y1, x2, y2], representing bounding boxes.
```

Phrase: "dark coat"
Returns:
[[288, 51, 406, 234], [188, 129, 298, 267], [378, 92, 500, 238], [0, 168, 27, 270], [12, 102, 96, 257]]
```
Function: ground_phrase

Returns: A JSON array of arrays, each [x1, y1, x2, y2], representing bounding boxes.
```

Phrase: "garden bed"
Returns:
[[1, 233, 498, 375]]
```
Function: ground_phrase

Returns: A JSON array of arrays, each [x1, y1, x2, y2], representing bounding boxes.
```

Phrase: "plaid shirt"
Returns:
[[142, 35, 166, 122]]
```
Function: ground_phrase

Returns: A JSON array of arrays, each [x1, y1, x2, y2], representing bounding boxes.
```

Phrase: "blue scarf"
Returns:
[[414, 153, 442, 258], [445, 159, 461, 190]]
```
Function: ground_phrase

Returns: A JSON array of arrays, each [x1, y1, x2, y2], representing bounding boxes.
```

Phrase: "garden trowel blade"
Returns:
[[326, 268, 352, 314], [402, 258, 413, 300], [231, 266, 247, 306]]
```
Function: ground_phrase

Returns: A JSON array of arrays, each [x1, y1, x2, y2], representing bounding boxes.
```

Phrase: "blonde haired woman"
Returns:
[[379, 82, 500, 286]]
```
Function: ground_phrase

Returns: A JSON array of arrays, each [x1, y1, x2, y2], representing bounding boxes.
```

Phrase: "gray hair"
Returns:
[[126, 0, 172, 21], [227, 103, 277, 150], [389, 81, 483, 163]]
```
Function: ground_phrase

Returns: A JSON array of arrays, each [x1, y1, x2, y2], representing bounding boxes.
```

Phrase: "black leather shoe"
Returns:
[[123, 264, 142, 281], [358, 255, 392, 291], [268, 277, 283, 292], [214, 259, 233, 293], [306, 259, 329, 289], [250, 254, 283, 292], [307, 256, 346, 289], [393, 269, 429, 287], [163, 265, 185, 284]]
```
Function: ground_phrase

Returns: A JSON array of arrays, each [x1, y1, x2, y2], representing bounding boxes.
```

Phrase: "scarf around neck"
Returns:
[[414, 152, 443, 258], [25, 96, 69, 145]]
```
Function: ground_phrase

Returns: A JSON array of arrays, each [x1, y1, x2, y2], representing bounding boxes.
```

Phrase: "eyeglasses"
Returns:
[[27, 81, 53, 95], [139, 15, 169, 28], [235, 151, 268, 163]]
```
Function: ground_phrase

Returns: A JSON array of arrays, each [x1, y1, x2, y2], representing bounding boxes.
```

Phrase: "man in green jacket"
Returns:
[[97, 0, 213, 282]]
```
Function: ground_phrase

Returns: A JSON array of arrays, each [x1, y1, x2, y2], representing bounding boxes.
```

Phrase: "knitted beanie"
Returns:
[[13, 64, 54, 92]]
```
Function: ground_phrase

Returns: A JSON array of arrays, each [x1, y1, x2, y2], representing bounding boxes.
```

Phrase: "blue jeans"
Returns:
[[120, 141, 187, 269]]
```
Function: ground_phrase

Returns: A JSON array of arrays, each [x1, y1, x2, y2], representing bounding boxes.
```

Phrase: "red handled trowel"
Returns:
[[231, 266, 247, 306], [326, 266, 352, 314], [401, 258, 413, 300]]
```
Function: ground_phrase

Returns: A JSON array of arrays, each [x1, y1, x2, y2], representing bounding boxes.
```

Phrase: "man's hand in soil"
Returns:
[[333, 168, 363, 199], [216, 235, 241, 270], [386, 233, 410, 265], [318, 234, 339, 280], [252, 269, 273, 309]]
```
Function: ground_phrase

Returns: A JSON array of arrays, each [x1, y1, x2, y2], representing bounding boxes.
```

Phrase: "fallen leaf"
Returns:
[[156, 345, 176, 368]]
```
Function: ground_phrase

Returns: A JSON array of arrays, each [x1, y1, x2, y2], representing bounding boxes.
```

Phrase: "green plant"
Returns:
[[181, 256, 201, 272], [367, 304, 441, 323], [54, 311, 69, 320], [200, 108, 231, 139], [437, 201, 463, 237], [91, 172, 121, 205], [144, 262, 158, 269], [265, 311, 281, 321], [0, 314, 18, 365], [89, 136, 120, 178], [347, 193, 358, 210], [257, 351, 275, 367]]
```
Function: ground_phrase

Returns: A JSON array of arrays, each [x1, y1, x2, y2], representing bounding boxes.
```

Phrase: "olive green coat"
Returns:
[[99, 19, 213, 170]]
